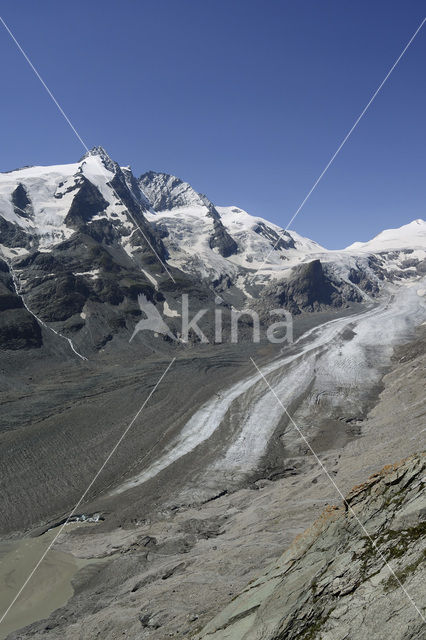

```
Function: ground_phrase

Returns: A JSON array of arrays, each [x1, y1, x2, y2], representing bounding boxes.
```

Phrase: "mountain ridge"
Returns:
[[0, 147, 425, 356]]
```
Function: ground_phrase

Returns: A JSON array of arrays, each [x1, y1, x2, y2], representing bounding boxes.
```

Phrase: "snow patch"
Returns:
[[141, 269, 158, 289], [74, 269, 100, 279], [0, 244, 29, 259]]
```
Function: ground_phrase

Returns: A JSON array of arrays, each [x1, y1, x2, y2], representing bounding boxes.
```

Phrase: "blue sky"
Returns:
[[0, 0, 425, 248]]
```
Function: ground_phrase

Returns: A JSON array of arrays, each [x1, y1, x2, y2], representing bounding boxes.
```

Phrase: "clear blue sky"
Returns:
[[0, 0, 425, 248]]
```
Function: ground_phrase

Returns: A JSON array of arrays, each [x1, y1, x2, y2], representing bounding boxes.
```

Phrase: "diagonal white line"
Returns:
[[0, 16, 89, 152], [0, 244, 89, 361], [0, 356, 176, 627], [0, 15, 178, 630], [113, 203, 176, 284], [250, 356, 426, 624], [0, 16, 175, 283], [249, 17, 426, 284], [11, 173, 176, 283], [103, 180, 176, 283]]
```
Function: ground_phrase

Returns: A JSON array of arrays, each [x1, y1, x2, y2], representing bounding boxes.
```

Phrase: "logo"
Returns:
[[129, 294, 294, 345], [129, 294, 177, 342]]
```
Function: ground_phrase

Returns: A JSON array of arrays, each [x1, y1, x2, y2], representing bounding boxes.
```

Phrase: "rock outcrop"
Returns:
[[255, 259, 364, 316], [195, 453, 426, 640], [0, 258, 42, 349]]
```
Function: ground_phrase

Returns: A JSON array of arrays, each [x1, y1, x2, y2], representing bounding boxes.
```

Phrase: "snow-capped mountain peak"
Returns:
[[1, 148, 425, 358], [139, 168, 426, 290], [0, 153, 125, 249], [80, 145, 117, 173], [0, 149, 167, 275], [344, 218, 426, 252]]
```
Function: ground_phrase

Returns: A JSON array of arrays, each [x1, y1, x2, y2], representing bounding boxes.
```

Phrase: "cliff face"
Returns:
[[253, 259, 365, 317], [195, 453, 426, 640]]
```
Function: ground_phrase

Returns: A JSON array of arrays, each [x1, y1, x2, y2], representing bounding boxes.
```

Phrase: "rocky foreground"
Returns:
[[195, 452, 426, 640], [6, 326, 425, 640]]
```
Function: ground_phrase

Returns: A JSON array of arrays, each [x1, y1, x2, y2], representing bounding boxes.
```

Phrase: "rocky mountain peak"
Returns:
[[140, 171, 240, 258], [80, 146, 116, 173], [1, 148, 425, 358], [139, 171, 211, 212]]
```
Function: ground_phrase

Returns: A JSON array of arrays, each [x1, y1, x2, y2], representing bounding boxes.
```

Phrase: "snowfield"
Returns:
[[0, 154, 134, 250], [345, 218, 426, 252]]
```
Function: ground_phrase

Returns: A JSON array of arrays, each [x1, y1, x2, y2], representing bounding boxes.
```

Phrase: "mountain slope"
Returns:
[[0, 258, 42, 349], [141, 170, 324, 284], [141, 170, 426, 297], [0, 149, 425, 640], [195, 452, 426, 640], [345, 218, 426, 252], [5, 324, 425, 640], [0, 149, 200, 355]]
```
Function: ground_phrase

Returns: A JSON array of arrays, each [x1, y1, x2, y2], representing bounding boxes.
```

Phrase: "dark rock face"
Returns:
[[0, 217, 33, 251], [253, 221, 295, 250], [287, 260, 336, 310], [12, 233, 160, 332], [208, 217, 238, 258], [0, 259, 42, 349], [64, 177, 109, 228], [258, 259, 363, 315], [12, 183, 33, 219], [0, 308, 42, 350], [28, 272, 90, 322], [348, 266, 379, 294], [0, 260, 21, 311]]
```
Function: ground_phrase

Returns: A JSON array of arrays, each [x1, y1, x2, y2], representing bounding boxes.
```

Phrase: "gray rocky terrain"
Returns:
[[195, 452, 426, 640], [3, 322, 425, 640]]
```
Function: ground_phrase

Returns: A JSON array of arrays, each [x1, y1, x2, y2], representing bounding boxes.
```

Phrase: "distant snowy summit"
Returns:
[[345, 218, 426, 252]]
